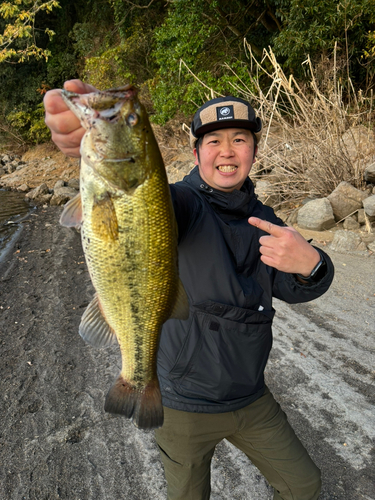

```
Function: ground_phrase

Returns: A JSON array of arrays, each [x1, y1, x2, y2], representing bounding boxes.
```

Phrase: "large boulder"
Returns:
[[330, 230, 367, 253], [363, 195, 375, 217], [50, 186, 79, 206], [327, 182, 368, 221], [297, 198, 335, 231], [25, 183, 50, 200]]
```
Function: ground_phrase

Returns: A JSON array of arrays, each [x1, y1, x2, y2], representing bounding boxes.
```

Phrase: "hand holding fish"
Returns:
[[248, 216, 320, 276], [44, 79, 96, 157]]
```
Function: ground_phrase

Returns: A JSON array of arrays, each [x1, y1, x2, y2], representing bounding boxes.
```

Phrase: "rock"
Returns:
[[363, 195, 375, 217], [327, 182, 368, 221], [341, 125, 375, 162], [39, 194, 53, 204], [6, 160, 19, 174], [358, 208, 375, 224], [166, 161, 194, 183], [286, 209, 299, 226], [54, 180, 65, 189], [368, 241, 375, 252], [297, 198, 335, 231], [1, 154, 11, 164], [68, 178, 80, 190], [50, 186, 78, 206], [0, 167, 5, 177], [25, 183, 50, 200], [361, 233, 375, 245], [255, 180, 281, 208], [364, 162, 375, 183], [330, 230, 367, 253], [343, 217, 360, 231], [17, 184, 30, 193]]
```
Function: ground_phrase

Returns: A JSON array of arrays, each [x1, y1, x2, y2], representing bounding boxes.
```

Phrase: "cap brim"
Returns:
[[195, 119, 261, 136]]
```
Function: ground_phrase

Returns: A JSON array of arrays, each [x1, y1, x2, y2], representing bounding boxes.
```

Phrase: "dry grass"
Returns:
[[0, 120, 27, 155], [182, 46, 375, 209], [229, 45, 375, 208]]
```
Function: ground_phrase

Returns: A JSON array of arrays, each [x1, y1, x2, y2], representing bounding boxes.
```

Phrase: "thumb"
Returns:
[[63, 79, 98, 94]]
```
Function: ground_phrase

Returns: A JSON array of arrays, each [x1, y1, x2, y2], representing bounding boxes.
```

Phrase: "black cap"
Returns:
[[190, 96, 262, 147]]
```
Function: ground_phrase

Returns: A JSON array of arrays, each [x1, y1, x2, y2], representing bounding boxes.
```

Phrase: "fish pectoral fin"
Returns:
[[169, 278, 189, 320], [60, 193, 83, 228], [92, 193, 119, 241], [79, 294, 118, 348]]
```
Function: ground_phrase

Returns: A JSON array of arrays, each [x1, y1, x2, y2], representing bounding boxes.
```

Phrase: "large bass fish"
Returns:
[[60, 86, 189, 430]]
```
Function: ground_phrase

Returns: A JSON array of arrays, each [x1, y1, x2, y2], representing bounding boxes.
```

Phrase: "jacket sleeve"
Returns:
[[272, 247, 335, 303]]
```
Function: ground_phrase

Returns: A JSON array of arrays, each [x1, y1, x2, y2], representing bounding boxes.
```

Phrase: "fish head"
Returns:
[[61, 85, 161, 192]]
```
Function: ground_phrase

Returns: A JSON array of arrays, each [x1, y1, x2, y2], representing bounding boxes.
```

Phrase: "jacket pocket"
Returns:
[[168, 301, 274, 402]]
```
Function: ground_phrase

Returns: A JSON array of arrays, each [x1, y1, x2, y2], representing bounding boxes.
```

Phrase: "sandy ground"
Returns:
[[0, 205, 374, 500]]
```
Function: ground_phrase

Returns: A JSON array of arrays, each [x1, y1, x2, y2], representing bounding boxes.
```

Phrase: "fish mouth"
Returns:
[[216, 165, 238, 173]]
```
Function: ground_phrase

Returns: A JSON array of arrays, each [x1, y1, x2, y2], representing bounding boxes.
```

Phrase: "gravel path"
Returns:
[[0, 207, 374, 500]]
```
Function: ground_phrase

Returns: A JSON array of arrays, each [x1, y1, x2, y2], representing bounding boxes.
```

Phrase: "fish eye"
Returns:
[[127, 113, 138, 126]]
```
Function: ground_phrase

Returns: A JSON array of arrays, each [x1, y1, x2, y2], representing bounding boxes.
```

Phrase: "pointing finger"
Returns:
[[248, 216, 286, 237]]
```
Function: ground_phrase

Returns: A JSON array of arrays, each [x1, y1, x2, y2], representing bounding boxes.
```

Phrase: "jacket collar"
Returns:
[[183, 166, 257, 219]]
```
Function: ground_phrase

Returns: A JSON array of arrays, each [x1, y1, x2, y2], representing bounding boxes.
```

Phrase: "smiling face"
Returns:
[[193, 128, 257, 192]]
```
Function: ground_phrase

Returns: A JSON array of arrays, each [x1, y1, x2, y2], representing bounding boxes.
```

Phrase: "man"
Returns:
[[44, 81, 334, 500]]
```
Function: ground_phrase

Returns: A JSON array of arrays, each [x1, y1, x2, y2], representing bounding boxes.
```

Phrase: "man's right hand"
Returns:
[[44, 79, 97, 157]]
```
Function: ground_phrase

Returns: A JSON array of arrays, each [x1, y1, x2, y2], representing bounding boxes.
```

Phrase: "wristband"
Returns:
[[295, 256, 327, 284]]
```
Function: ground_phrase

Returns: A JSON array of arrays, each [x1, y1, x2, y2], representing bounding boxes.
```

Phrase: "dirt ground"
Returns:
[[0, 202, 374, 500], [0, 137, 374, 499]]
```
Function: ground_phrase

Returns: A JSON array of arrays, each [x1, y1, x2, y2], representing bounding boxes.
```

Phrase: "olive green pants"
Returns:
[[155, 387, 321, 500]]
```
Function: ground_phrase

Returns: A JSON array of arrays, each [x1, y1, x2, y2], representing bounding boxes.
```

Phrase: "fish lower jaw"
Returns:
[[217, 165, 237, 173]]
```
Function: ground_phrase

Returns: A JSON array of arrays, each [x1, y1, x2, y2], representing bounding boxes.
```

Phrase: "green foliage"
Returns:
[[81, 18, 157, 89], [150, 0, 267, 122], [1, 0, 375, 145], [273, 0, 375, 82], [150, 61, 257, 124], [7, 103, 51, 143], [0, 0, 60, 63]]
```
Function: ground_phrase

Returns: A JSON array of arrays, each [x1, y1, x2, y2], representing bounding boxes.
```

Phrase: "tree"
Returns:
[[0, 0, 60, 63]]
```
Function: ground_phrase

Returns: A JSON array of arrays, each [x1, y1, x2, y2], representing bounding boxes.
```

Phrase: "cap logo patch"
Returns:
[[216, 105, 234, 121]]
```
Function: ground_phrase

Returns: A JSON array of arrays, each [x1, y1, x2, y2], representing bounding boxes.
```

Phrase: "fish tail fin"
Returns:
[[104, 376, 164, 430]]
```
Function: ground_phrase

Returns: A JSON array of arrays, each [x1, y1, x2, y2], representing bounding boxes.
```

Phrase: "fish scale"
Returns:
[[60, 85, 189, 429]]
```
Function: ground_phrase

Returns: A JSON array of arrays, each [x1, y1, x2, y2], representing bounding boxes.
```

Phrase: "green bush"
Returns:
[[7, 103, 51, 144]]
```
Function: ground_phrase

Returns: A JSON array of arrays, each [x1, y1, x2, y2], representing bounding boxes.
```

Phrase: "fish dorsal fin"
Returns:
[[169, 278, 189, 320], [60, 193, 83, 228], [79, 294, 118, 348]]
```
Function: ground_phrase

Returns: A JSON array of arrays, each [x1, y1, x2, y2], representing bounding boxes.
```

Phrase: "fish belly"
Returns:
[[81, 161, 178, 428]]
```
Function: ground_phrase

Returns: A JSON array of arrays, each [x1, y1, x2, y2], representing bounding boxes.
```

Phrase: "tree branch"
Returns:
[[122, 0, 157, 9]]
